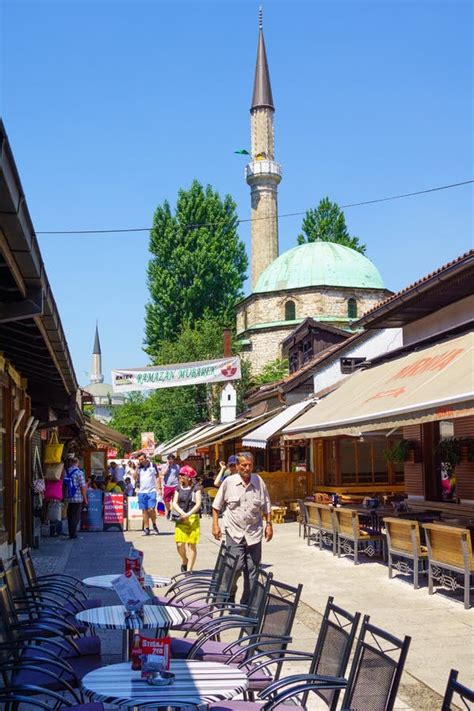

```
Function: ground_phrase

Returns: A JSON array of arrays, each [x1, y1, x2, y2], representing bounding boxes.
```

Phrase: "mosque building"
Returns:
[[82, 324, 124, 422], [236, 13, 392, 373]]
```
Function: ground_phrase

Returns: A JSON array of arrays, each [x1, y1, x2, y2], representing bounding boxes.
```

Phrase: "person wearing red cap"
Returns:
[[171, 465, 202, 572]]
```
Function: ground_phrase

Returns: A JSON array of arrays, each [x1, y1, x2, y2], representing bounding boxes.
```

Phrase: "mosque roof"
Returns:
[[254, 241, 385, 294], [83, 382, 124, 400]]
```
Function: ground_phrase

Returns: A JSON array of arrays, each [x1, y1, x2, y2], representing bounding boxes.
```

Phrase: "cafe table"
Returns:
[[81, 659, 248, 709], [82, 573, 171, 593], [76, 604, 192, 659]]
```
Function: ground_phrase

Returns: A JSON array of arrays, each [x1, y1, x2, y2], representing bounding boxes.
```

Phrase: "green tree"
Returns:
[[254, 358, 289, 386], [145, 180, 248, 360], [297, 197, 367, 254]]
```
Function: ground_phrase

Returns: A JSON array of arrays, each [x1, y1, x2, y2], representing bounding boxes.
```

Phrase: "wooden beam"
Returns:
[[0, 288, 43, 324]]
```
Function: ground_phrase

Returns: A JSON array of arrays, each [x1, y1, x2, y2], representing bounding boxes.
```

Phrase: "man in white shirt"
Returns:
[[137, 452, 161, 536], [212, 452, 272, 604]]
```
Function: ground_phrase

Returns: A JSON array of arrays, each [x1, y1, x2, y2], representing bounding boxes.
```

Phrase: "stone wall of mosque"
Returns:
[[236, 286, 390, 336]]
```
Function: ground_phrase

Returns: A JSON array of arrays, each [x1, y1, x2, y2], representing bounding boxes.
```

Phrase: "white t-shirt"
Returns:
[[138, 464, 157, 494]]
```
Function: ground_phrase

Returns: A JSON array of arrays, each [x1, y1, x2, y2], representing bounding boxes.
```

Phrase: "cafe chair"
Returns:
[[0, 571, 102, 701], [20, 547, 84, 592], [238, 595, 360, 705], [208, 618, 410, 711], [310, 503, 337, 555], [159, 541, 229, 599], [384, 517, 428, 589], [441, 669, 474, 710], [296, 499, 308, 539], [333, 508, 384, 564], [0, 686, 104, 710], [171, 577, 302, 683], [422, 523, 474, 609]]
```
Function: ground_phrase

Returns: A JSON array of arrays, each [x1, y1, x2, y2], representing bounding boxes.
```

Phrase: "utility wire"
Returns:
[[14, 178, 472, 235]]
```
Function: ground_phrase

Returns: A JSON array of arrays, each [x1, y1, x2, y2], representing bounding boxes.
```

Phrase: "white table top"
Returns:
[[76, 604, 191, 630], [82, 659, 248, 707], [82, 573, 171, 590]]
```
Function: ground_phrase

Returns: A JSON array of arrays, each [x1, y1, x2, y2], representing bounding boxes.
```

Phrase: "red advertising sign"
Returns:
[[107, 448, 118, 459], [104, 494, 124, 526]]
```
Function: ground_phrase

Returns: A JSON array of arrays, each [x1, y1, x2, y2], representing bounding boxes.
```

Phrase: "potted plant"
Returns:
[[383, 440, 411, 464], [436, 438, 462, 472]]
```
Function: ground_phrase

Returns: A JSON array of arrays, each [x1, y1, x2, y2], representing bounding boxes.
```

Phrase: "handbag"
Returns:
[[44, 432, 64, 464], [44, 463, 64, 481], [44, 479, 63, 502]]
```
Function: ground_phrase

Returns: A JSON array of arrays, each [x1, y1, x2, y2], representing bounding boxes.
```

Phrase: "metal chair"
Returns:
[[384, 517, 428, 589], [442, 668, 474, 710], [334, 508, 384, 564], [0, 687, 104, 710], [296, 499, 308, 539], [240, 595, 360, 707]]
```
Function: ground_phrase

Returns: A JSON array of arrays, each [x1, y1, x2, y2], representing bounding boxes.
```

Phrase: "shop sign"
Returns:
[[112, 356, 241, 393], [107, 447, 118, 459], [127, 496, 142, 521], [140, 432, 155, 453], [104, 493, 124, 528]]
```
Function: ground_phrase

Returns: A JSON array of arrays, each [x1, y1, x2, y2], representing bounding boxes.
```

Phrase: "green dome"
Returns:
[[254, 241, 385, 293]]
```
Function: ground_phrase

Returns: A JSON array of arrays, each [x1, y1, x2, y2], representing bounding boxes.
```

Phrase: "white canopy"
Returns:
[[242, 400, 316, 449]]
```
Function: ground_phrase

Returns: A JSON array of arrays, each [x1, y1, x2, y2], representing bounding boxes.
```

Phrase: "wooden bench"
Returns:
[[310, 502, 337, 554], [422, 523, 474, 609], [384, 518, 428, 589], [334, 508, 383, 565]]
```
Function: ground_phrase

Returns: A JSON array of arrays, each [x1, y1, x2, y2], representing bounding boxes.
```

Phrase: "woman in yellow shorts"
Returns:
[[171, 465, 202, 572]]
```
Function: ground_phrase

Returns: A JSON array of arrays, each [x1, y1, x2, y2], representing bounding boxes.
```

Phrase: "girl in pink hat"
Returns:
[[171, 466, 202, 572]]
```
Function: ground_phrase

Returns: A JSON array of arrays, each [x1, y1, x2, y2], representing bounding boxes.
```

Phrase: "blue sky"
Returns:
[[1, 0, 472, 385]]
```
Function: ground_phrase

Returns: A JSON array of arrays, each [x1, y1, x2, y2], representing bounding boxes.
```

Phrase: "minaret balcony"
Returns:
[[245, 159, 282, 183]]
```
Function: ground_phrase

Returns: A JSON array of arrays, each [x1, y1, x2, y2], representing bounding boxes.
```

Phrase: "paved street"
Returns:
[[31, 514, 473, 709]]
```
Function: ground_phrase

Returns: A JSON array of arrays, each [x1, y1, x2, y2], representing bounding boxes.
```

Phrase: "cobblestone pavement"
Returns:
[[28, 515, 472, 710]]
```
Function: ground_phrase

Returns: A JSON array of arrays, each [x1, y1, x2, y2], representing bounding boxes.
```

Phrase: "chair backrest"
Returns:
[[318, 504, 334, 531], [422, 523, 473, 571], [334, 508, 358, 536], [306, 596, 361, 710], [305, 502, 318, 526], [257, 578, 302, 655], [19, 547, 39, 588], [297, 499, 308, 524], [442, 668, 474, 710], [341, 617, 411, 711], [246, 568, 273, 622], [0, 570, 22, 670], [211, 551, 240, 602], [384, 518, 422, 555], [0, 557, 28, 611]]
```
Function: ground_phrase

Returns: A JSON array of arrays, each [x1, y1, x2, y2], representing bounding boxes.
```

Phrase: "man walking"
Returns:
[[161, 453, 180, 519], [137, 452, 160, 536], [63, 457, 88, 540], [212, 452, 272, 605]]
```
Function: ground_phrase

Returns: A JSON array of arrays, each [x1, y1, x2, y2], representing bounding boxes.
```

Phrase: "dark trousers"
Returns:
[[67, 502, 82, 539], [226, 533, 262, 606]]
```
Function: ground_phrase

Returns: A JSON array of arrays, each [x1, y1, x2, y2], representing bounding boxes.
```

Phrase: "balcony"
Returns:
[[245, 160, 282, 181]]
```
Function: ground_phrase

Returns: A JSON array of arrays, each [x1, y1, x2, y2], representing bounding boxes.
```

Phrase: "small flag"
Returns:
[[234, 149, 250, 155]]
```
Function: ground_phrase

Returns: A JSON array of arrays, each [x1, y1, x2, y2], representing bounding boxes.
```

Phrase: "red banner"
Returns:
[[104, 494, 124, 525]]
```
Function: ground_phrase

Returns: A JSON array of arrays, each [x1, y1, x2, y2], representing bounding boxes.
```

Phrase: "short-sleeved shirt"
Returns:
[[64, 467, 86, 504], [138, 463, 158, 494], [161, 463, 180, 488], [212, 473, 271, 545]]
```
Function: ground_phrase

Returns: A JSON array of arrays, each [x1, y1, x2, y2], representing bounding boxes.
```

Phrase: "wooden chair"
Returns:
[[303, 502, 321, 547], [312, 503, 337, 555], [384, 517, 428, 589], [334, 508, 383, 565], [442, 668, 474, 710], [422, 523, 474, 609], [296, 499, 308, 538]]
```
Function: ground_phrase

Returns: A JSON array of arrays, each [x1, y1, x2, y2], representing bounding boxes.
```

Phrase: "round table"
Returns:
[[82, 573, 171, 591], [76, 604, 192, 660], [81, 659, 248, 708]]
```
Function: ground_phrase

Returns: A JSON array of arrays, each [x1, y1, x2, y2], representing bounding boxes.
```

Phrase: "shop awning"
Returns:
[[242, 400, 316, 449], [284, 331, 474, 438], [154, 424, 212, 457], [84, 416, 132, 451], [204, 409, 282, 447]]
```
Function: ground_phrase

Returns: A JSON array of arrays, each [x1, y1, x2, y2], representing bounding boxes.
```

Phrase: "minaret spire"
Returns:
[[246, 8, 282, 289], [90, 321, 104, 384]]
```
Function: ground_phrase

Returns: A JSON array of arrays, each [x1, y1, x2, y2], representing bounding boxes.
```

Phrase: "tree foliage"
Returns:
[[297, 197, 367, 254], [145, 180, 248, 360], [253, 358, 289, 386]]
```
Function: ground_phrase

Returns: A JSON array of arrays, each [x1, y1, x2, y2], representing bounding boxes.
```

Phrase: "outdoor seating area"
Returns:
[[299, 501, 474, 608], [4, 540, 471, 710]]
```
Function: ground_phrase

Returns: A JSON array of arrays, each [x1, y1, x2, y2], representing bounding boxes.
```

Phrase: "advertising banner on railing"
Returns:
[[81, 490, 104, 532], [111, 356, 241, 393]]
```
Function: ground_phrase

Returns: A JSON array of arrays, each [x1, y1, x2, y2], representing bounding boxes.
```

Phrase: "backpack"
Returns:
[[64, 467, 79, 499]]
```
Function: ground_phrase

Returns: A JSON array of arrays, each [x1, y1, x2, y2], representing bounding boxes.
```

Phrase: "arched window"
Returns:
[[285, 300, 296, 321], [348, 298, 357, 319], [243, 310, 248, 330]]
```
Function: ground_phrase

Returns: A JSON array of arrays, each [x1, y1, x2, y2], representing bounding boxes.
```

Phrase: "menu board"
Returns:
[[112, 571, 148, 605], [104, 493, 124, 530]]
